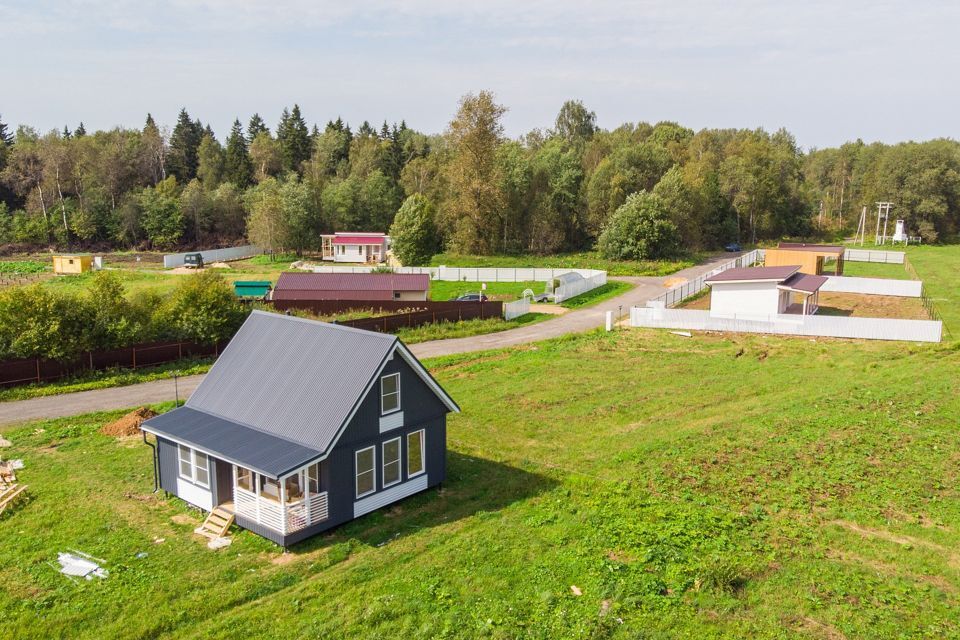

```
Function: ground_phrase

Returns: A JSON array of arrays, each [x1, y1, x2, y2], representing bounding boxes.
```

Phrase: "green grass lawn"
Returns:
[[902, 245, 960, 336], [431, 251, 700, 277], [559, 281, 633, 309], [395, 312, 550, 343], [428, 280, 544, 301], [842, 261, 912, 280], [1, 329, 959, 638]]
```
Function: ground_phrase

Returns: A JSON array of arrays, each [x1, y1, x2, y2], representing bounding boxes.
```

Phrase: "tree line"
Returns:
[[1, 93, 957, 262]]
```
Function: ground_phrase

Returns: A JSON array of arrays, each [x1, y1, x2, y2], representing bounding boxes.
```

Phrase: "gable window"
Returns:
[[381, 372, 400, 414], [355, 446, 376, 498], [382, 437, 401, 487], [407, 429, 425, 478], [177, 444, 210, 488]]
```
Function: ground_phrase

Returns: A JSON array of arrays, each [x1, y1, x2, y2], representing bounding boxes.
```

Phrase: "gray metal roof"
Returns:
[[141, 406, 321, 478], [184, 310, 398, 455]]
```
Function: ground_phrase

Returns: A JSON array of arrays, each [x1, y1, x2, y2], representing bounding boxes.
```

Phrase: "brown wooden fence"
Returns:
[[270, 299, 500, 315], [337, 302, 503, 333], [0, 339, 229, 388]]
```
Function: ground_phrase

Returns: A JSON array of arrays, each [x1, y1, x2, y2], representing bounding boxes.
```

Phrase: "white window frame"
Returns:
[[407, 429, 425, 478], [355, 446, 376, 499], [382, 437, 402, 488], [177, 444, 210, 489], [381, 372, 401, 415], [236, 466, 254, 493]]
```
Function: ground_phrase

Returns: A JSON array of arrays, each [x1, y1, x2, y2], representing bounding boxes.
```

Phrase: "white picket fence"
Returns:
[[630, 306, 942, 343], [163, 245, 261, 268], [821, 276, 923, 297], [649, 249, 764, 308], [844, 249, 905, 264], [503, 298, 531, 320]]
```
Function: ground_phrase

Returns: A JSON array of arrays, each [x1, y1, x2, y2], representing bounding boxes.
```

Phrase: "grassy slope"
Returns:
[[2, 330, 959, 639], [431, 251, 699, 277], [903, 245, 960, 335]]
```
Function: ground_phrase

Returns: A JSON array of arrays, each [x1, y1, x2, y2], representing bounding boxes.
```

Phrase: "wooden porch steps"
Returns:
[[194, 503, 234, 540], [0, 484, 27, 515]]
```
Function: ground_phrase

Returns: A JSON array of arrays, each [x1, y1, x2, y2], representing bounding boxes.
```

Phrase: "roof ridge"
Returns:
[[248, 309, 399, 342]]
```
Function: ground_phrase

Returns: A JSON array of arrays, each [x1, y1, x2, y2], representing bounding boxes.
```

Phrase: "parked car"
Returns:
[[454, 293, 489, 302], [183, 253, 204, 269], [724, 242, 742, 253]]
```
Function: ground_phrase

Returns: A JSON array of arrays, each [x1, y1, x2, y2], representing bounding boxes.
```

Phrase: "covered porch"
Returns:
[[232, 461, 329, 536]]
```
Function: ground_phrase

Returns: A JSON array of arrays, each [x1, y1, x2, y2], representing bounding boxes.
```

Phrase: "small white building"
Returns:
[[320, 232, 390, 263], [704, 266, 827, 320]]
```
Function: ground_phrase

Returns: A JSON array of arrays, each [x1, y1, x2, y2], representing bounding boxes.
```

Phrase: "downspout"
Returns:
[[142, 431, 159, 492]]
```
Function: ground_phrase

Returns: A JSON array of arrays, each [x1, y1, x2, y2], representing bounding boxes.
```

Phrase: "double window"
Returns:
[[178, 445, 209, 488], [355, 446, 376, 498], [381, 373, 400, 414]]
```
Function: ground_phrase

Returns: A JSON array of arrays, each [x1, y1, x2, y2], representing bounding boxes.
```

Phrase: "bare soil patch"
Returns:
[[100, 407, 157, 437]]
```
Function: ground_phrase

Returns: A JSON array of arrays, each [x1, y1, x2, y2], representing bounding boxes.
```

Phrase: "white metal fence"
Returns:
[[309, 264, 606, 283], [844, 249, 905, 264], [553, 272, 607, 303], [630, 306, 942, 343], [821, 275, 923, 297], [649, 249, 764, 308], [503, 298, 531, 320], [163, 245, 261, 268]]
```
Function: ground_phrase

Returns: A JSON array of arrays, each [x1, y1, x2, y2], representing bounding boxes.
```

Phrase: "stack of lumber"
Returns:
[[0, 483, 27, 515]]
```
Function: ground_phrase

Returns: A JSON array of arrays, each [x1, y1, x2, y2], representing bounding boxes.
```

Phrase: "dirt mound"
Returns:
[[100, 407, 157, 437]]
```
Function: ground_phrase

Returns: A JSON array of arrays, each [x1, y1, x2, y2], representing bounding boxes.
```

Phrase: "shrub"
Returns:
[[596, 191, 680, 260], [153, 270, 249, 344], [389, 193, 438, 266]]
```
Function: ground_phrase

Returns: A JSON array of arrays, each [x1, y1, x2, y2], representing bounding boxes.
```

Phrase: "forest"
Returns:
[[1, 92, 958, 261]]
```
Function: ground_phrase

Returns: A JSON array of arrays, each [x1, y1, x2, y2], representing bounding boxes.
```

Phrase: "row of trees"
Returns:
[[0, 271, 247, 361], [1, 96, 957, 262]]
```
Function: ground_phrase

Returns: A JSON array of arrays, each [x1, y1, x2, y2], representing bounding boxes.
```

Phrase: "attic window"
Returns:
[[381, 373, 400, 414]]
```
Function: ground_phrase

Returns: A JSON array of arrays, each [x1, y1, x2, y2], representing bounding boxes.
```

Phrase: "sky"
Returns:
[[1, 0, 957, 149]]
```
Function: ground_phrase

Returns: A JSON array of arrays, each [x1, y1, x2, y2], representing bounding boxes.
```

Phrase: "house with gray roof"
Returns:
[[141, 310, 459, 546]]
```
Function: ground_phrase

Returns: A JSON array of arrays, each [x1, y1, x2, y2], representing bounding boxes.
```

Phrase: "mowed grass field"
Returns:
[[2, 328, 959, 639]]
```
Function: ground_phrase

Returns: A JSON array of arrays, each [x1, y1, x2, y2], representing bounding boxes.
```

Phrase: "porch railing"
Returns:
[[234, 488, 329, 535]]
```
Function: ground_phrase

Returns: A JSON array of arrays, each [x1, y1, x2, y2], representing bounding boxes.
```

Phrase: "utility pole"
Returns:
[[874, 202, 894, 245]]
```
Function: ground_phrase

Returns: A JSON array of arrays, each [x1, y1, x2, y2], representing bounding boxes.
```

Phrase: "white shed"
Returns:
[[705, 266, 827, 320]]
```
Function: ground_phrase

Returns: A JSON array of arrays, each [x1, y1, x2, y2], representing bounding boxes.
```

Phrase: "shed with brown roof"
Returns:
[[272, 272, 429, 302], [705, 265, 827, 318], [764, 243, 845, 275]]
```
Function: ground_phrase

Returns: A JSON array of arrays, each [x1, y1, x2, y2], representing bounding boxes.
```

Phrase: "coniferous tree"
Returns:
[[277, 105, 311, 174], [62, 125, 72, 139], [74, 122, 87, 137], [358, 121, 375, 137], [0, 115, 12, 146], [380, 121, 390, 140], [224, 119, 253, 188], [247, 113, 268, 142], [166, 108, 202, 182]]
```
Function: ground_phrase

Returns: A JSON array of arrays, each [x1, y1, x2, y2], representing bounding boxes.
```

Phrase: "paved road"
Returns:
[[0, 255, 733, 427]]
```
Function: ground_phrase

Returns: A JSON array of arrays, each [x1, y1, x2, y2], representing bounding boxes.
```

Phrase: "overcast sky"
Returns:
[[1, 0, 956, 149]]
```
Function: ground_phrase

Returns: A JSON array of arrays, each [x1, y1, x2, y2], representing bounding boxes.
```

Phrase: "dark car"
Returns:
[[724, 242, 742, 252], [183, 253, 204, 269], [454, 293, 489, 302]]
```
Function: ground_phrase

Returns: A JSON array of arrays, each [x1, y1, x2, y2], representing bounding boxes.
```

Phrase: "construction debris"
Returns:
[[57, 551, 108, 580], [0, 483, 27, 515], [207, 537, 233, 550], [100, 407, 157, 438], [669, 331, 693, 338]]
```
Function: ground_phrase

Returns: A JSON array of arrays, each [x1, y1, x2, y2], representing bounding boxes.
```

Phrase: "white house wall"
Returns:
[[709, 282, 783, 320]]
